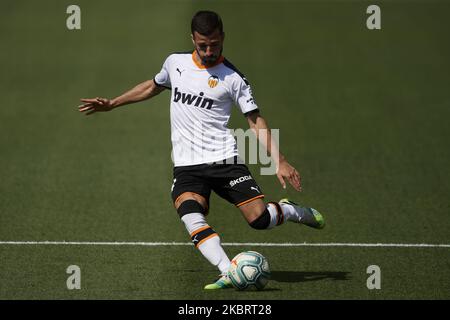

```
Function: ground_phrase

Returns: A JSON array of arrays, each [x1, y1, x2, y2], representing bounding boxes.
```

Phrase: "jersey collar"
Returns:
[[192, 51, 224, 69]]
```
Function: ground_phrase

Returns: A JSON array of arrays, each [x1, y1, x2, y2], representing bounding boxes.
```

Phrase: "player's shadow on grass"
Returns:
[[271, 271, 350, 283]]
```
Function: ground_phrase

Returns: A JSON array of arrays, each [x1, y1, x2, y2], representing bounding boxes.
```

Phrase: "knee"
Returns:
[[175, 192, 207, 210], [248, 207, 271, 230]]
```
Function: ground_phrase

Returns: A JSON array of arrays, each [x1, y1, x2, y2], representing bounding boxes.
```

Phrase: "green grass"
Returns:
[[1, 0, 449, 299], [1, 245, 449, 299]]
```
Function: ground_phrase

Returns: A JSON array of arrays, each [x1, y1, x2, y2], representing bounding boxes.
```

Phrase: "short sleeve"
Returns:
[[231, 76, 258, 115], [154, 56, 171, 88]]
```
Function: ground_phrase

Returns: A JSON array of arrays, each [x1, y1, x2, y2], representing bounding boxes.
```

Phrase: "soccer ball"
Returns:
[[227, 251, 270, 290]]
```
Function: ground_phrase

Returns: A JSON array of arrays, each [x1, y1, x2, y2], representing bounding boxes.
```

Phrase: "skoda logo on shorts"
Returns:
[[229, 175, 252, 187], [208, 75, 219, 88]]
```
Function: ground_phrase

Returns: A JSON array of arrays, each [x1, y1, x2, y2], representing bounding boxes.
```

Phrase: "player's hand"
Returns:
[[276, 160, 302, 192], [78, 97, 114, 115]]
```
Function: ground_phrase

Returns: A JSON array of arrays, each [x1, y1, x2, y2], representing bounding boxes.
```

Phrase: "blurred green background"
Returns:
[[0, 0, 449, 299]]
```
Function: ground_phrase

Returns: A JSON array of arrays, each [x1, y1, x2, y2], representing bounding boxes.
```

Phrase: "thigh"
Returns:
[[171, 166, 212, 211]]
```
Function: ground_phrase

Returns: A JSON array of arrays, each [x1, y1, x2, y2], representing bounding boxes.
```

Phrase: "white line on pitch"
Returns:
[[0, 241, 449, 248]]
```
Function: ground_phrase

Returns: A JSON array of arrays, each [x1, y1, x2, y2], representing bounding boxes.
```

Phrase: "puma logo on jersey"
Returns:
[[229, 175, 253, 187], [173, 87, 214, 110], [250, 186, 260, 193]]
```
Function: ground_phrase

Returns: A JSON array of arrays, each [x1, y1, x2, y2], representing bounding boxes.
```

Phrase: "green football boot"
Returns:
[[279, 198, 325, 229], [204, 274, 233, 290]]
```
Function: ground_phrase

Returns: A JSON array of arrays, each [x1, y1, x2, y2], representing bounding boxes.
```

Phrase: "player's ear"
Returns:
[[190, 33, 195, 45]]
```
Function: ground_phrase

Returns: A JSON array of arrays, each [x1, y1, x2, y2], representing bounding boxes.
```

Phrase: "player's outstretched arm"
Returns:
[[246, 111, 302, 192], [78, 79, 165, 116]]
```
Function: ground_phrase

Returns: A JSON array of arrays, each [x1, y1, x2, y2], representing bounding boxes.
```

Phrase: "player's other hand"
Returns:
[[78, 97, 113, 115], [276, 160, 302, 192]]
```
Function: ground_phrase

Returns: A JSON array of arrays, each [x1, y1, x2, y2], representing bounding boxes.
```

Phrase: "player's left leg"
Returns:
[[212, 161, 325, 230]]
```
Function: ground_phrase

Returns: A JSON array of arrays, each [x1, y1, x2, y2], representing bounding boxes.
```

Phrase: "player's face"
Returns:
[[192, 29, 224, 66]]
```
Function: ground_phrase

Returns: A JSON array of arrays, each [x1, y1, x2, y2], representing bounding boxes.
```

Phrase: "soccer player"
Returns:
[[78, 10, 325, 289]]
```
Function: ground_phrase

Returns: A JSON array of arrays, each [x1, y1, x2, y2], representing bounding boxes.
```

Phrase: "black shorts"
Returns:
[[171, 158, 264, 211]]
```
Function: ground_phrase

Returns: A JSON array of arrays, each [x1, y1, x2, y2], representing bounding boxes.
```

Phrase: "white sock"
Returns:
[[279, 202, 297, 221], [266, 203, 279, 229], [198, 236, 231, 275], [181, 212, 206, 234], [181, 212, 231, 275]]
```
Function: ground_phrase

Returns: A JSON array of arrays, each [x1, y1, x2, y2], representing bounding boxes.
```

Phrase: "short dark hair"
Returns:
[[191, 11, 223, 36]]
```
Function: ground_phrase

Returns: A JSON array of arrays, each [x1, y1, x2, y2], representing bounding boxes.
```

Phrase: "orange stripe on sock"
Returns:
[[196, 233, 218, 248], [236, 195, 265, 207]]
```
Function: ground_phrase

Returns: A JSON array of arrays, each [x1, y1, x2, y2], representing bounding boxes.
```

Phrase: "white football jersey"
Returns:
[[154, 51, 258, 166]]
